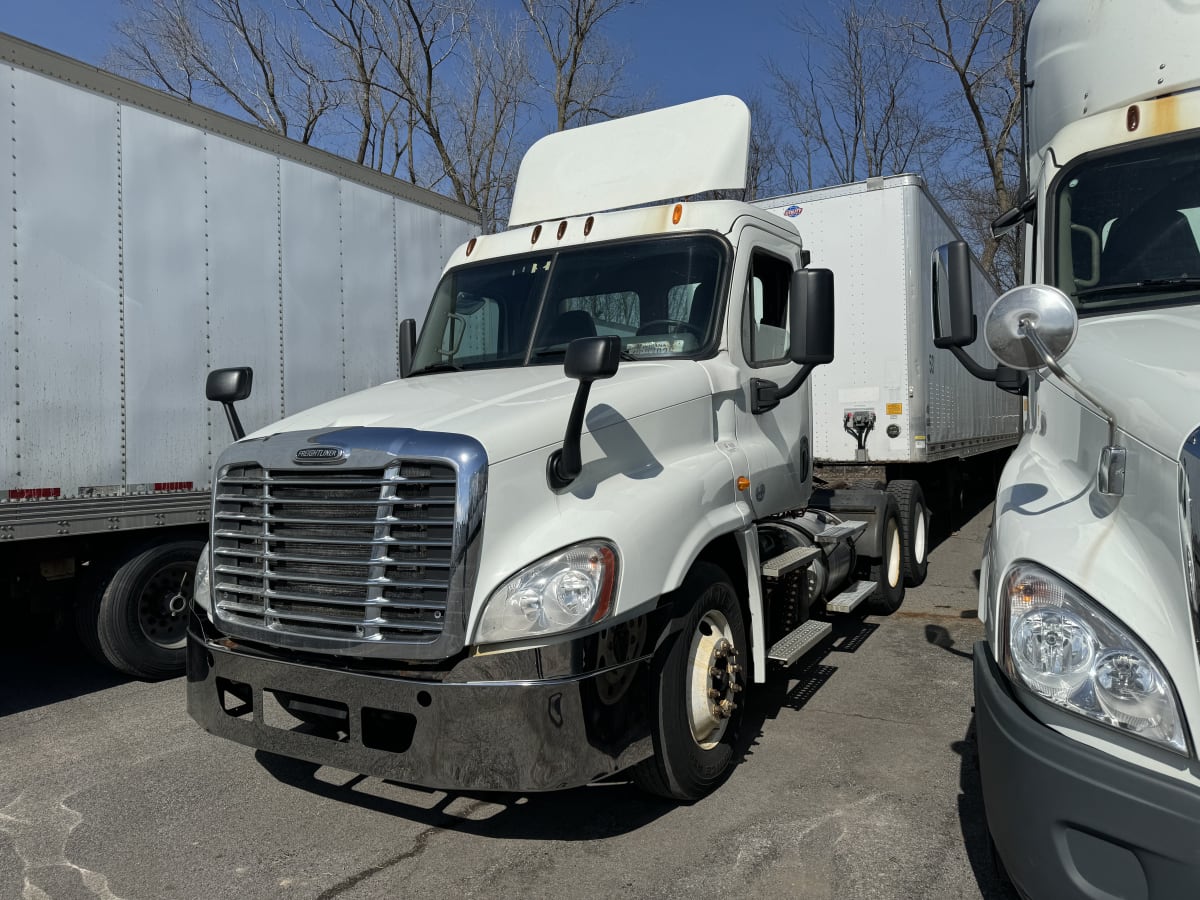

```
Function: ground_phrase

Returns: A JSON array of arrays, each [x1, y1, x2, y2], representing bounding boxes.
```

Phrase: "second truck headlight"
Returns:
[[476, 541, 618, 644], [193, 541, 213, 617], [1002, 561, 1188, 755]]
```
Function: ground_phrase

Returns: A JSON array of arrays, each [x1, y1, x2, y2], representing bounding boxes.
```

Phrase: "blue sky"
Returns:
[[1, 0, 808, 109]]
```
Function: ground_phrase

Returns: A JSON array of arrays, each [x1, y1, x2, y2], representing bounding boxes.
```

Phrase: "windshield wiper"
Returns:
[[410, 361, 463, 376], [1075, 276, 1200, 300], [536, 346, 642, 362]]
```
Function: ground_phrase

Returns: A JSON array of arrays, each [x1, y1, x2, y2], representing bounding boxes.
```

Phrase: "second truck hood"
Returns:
[[246, 361, 713, 464], [1058, 306, 1200, 457]]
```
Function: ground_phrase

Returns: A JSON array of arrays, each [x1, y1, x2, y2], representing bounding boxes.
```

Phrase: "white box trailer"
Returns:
[[757, 176, 1021, 582], [0, 34, 478, 677]]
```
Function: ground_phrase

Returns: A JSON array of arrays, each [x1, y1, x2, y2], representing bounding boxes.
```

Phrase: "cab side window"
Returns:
[[743, 251, 792, 364]]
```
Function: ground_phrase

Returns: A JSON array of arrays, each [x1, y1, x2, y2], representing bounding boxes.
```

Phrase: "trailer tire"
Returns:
[[81, 541, 204, 679], [887, 480, 929, 586], [632, 562, 746, 802], [866, 496, 905, 614]]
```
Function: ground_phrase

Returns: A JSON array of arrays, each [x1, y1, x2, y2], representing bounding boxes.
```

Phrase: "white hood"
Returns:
[[246, 360, 714, 464], [1062, 305, 1200, 458]]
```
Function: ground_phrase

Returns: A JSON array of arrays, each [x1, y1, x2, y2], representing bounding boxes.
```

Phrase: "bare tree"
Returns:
[[899, 0, 1026, 286], [111, 0, 336, 142], [771, 1, 945, 188], [521, 0, 640, 131]]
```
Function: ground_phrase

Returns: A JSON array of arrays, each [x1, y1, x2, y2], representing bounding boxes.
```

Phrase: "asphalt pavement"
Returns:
[[0, 501, 1014, 900]]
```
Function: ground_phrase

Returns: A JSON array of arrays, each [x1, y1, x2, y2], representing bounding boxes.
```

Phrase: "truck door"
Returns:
[[731, 230, 811, 516]]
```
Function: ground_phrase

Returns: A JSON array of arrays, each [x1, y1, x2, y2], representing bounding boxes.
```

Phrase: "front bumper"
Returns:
[[974, 643, 1200, 900], [187, 624, 656, 792]]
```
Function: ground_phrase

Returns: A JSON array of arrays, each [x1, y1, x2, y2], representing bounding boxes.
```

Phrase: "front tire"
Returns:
[[633, 562, 747, 801], [79, 540, 204, 679]]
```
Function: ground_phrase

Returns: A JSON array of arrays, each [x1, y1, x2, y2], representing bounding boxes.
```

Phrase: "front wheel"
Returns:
[[633, 562, 747, 801], [79, 540, 204, 679]]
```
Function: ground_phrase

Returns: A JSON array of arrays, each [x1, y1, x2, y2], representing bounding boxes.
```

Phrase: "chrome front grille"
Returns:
[[212, 462, 459, 648]]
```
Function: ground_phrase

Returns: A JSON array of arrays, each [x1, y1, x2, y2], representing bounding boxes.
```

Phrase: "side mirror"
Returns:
[[206, 367, 253, 441], [788, 267, 835, 365], [751, 268, 835, 414], [547, 336, 621, 489], [399, 318, 417, 377], [932, 241, 976, 348]]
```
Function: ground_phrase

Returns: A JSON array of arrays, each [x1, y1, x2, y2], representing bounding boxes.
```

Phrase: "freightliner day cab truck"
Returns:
[[187, 97, 992, 799], [0, 35, 476, 678], [935, 0, 1200, 894]]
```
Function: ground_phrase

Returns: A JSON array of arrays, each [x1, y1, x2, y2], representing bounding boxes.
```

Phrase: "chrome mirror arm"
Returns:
[[1021, 316, 1126, 496]]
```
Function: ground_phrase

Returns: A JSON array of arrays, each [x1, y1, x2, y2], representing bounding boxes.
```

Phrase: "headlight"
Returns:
[[475, 541, 618, 644], [1002, 561, 1188, 755], [193, 542, 212, 617]]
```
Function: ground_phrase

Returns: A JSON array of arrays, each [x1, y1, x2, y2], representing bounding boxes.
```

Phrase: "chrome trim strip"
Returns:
[[1180, 427, 1200, 662]]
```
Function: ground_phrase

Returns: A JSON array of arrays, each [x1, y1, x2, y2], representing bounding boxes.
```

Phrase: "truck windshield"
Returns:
[[409, 235, 727, 374], [1052, 133, 1200, 314]]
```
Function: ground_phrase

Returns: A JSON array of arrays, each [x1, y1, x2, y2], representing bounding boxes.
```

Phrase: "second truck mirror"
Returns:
[[788, 268, 835, 365], [206, 366, 253, 441], [399, 318, 417, 377], [932, 241, 976, 348]]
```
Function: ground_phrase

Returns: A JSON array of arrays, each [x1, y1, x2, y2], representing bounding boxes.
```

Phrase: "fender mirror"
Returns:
[[206, 367, 253, 441], [547, 336, 621, 489]]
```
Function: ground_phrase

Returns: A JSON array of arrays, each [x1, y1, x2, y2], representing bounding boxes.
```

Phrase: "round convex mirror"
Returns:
[[984, 284, 1078, 371]]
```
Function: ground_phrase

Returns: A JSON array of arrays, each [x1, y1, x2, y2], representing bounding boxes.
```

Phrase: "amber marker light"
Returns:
[[672, 203, 683, 225], [736, 477, 750, 492], [466, 237, 477, 256], [531, 224, 542, 244], [584, 216, 594, 236], [1127, 104, 1140, 132], [557, 220, 568, 239]]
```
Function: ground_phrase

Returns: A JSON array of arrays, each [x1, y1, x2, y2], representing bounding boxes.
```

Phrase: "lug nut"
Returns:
[[708, 689, 721, 700], [730, 683, 743, 693]]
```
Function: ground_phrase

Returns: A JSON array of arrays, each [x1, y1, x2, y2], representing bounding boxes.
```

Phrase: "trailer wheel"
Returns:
[[633, 562, 746, 801], [866, 496, 905, 614], [887, 480, 929, 586], [81, 541, 204, 679]]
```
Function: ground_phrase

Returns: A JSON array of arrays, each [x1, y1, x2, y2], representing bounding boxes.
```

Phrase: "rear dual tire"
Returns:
[[888, 479, 929, 587], [867, 496, 905, 614]]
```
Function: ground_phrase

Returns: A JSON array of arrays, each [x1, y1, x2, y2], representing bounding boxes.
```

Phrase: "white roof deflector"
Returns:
[[507, 95, 750, 227]]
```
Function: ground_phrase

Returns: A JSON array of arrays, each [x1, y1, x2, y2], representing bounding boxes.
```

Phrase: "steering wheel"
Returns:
[[636, 319, 703, 338]]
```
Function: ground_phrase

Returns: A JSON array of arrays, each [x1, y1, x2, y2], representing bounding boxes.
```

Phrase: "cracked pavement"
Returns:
[[0, 500, 1013, 899]]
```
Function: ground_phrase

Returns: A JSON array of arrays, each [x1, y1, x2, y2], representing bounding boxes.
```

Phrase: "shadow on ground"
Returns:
[[0, 613, 134, 717]]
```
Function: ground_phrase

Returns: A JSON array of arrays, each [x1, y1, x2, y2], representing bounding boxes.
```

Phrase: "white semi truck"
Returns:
[[759, 177, 1020, 586], [186, 96, 1003, 800], [935, 0, 1200, 895], [0, 35, 477, 679]]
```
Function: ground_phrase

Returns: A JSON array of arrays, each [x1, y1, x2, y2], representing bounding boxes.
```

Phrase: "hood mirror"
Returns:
[[985, 284, 1124, 496], [984, 284, 1078, 371]]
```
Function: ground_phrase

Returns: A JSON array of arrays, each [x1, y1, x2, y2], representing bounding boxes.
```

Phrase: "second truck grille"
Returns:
[[211, 463, 457, 645]]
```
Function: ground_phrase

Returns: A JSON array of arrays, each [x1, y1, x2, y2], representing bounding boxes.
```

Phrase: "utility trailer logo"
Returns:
[[294, 447, 347, 463], [784, 205, 803, 218]]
